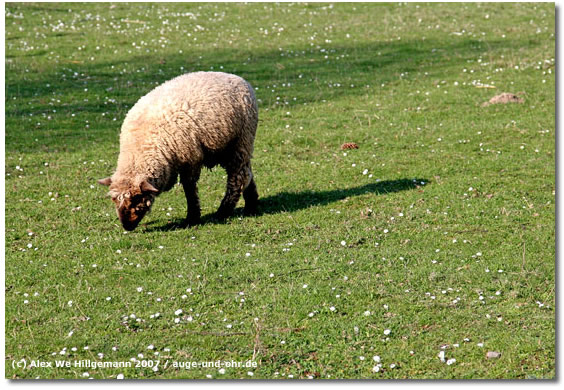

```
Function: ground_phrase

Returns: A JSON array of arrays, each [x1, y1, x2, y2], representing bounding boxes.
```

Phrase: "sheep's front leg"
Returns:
[[215, 164, 252, 220], [180, 170, 201, 227]]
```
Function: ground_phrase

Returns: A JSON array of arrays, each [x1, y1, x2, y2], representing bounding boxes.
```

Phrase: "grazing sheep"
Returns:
[[98, 71, 259, 231]]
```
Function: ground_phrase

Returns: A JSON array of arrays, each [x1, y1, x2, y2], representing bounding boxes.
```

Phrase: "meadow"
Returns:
[[4, 2, 555, 379]]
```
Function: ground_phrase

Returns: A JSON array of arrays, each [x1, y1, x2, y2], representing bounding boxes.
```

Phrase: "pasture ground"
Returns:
[[4, 2, 555, 379]]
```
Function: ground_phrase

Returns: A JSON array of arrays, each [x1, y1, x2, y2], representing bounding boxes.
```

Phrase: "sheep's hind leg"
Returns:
[[215, 163, 252, 220], [243, 168, 259, 215], [180, 169, 201, 227]]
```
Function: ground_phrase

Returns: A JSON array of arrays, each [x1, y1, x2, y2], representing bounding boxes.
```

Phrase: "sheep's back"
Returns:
[[120, 72, 257, 168]]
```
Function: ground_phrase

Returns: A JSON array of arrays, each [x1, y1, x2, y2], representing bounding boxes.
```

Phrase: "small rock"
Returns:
[[486, 351, 501, 359]]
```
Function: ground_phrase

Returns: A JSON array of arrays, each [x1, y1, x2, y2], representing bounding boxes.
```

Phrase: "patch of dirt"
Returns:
[[482, 92, 524, 107]]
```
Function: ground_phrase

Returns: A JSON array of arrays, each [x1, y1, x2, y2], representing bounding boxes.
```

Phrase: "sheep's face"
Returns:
[[113, 191, 155, 231], [98, 178, 159, 231]]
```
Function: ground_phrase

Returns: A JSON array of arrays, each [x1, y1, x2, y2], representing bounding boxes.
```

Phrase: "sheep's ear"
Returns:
[[98, 177, 112, 186], [140, 180, 159, 194]]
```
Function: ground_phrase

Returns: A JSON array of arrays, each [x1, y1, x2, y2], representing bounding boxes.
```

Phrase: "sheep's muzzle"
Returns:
[[121, 218, 141, 231], [117, 206, 146, 231]]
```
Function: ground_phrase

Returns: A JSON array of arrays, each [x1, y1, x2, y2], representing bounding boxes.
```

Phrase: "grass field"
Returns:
[[4, 2, 555, 379]]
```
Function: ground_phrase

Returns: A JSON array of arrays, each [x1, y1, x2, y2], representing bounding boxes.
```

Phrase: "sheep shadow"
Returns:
[[145, 178, 427, 232]]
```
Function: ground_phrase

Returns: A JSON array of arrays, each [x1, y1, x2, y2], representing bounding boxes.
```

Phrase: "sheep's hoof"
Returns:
[[214, 209, 233, 221], [243, 204, 259, 216], [181, 217, 200, 228]]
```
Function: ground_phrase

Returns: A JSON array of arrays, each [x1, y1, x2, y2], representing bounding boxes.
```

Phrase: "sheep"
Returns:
[[98, 71, 259, 231]]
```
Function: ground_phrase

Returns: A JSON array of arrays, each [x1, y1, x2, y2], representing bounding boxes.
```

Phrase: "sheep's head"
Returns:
[[98, 177, 159, 231]]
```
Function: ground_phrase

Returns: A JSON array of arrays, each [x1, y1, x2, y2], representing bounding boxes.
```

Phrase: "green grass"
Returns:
[[5, 2, 555, 379]]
